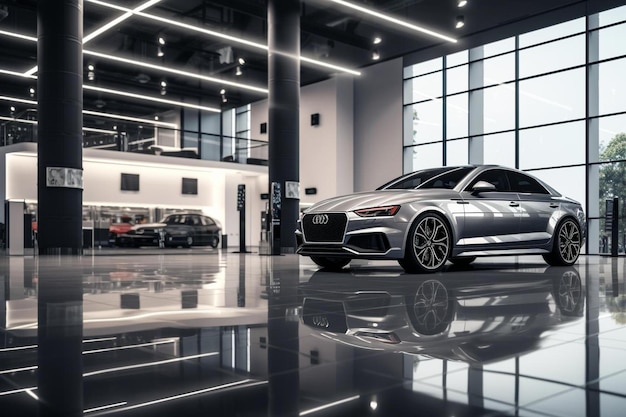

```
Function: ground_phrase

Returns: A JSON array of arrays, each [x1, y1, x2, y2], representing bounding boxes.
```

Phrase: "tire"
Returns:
[[209, 235, 219, 249], [184, 235, 194, 248], [543, 218, 581, 266], [449, 256, 476, 266], [310, 256, 350, 271], [401, 212, 452, 273]]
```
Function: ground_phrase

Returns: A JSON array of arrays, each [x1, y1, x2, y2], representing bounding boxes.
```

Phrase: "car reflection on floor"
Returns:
[[299, 265, 584, 364]]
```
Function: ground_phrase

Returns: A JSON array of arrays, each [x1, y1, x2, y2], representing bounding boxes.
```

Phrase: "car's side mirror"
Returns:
[[472, 181, 497, 194]]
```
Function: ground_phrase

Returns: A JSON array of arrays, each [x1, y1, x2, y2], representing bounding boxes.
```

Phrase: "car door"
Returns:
[[189, 215, 206, 244], [459, 168, 521, 246], [508, 171, 558, 244]]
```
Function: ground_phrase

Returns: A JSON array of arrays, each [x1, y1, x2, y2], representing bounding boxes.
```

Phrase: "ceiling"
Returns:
[[0, 0, 612, 133]]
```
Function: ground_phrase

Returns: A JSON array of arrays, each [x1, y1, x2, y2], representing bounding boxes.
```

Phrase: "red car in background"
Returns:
[[108, 216, 134, 246]]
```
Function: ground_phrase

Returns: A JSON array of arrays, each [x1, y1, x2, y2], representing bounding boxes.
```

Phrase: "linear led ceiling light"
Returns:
[[324, 0, 457, 43], [84, 85, 221, 113], [86, 0, 361, 76], [24, 0, 163, 76], [84, 0, 162, 43], [83, 50, 268, 94], [83, 110, 177, 128], [0, 116, 118, 134], [0, 28, 266, 95]]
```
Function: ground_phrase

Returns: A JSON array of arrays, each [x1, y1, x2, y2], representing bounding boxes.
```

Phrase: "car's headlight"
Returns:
[[354, 205, 400, 217]]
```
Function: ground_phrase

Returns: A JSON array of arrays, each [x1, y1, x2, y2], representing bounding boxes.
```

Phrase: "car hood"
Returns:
[[305, 189, 458, 213], [131, 222, 166, 230]]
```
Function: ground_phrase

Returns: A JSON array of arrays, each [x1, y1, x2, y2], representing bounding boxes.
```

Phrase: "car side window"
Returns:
[[507, 171, 550, 194], [420, 167, 474, 189], [202, 216, 215, 226], [466, 169, 510, 192], [192, 216, 201, 225]]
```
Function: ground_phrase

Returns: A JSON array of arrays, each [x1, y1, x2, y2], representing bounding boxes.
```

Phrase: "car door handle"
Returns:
[[549, 203, 559, 208], [509, 202, 519, 207]]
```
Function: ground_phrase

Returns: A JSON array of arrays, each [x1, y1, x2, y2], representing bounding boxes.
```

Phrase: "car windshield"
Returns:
[[378, 167, 471, 190], [161, 214, 188, 225]]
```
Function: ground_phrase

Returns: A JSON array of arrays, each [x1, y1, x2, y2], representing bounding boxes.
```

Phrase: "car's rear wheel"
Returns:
[[543, 218, 581, 266], [209, 235, 219, 248], [449, 256, 476, 266], [184, 235, 194, 248], [310, 256, 350, 271], [401, 212, 451, 273]]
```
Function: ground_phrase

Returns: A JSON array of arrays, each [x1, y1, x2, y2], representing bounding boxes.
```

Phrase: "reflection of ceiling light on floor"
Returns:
[[458, 0, 468, 7], [373, 36, 382, 44]]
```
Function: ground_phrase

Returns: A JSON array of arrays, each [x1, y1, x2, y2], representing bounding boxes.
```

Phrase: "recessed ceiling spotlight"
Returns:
[[371, 49, 380, 60], [458, 0, 468, 7], [456, 15, 465, 29], [373, 36, 382, 45], [28, 87, 35, 97], [154, 115, 159, 121], [160, 80, 167, 88], [238, 57, 246, 65], [87, 64, 95, 71], [158, 35, 166, 45], [219, 88, 226, 95], [10, 106, 16, 113]]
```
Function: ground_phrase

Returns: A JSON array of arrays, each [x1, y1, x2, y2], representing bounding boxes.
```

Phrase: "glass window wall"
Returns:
[[402, 3, 626, 255]]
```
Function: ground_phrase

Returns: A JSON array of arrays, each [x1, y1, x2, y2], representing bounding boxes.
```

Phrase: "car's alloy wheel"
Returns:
[[310, 256, 350, 271], [209, 235, 219, 248], [401, 213, 451, 273], [185, 235, 193, 248], [543, 219, 581, 266]]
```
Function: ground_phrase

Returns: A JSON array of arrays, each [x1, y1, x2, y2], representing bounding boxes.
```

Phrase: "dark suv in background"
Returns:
[[118, 212, 221, 248]]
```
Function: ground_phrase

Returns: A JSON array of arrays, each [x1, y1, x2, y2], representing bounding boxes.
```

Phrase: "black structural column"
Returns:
[[268, 0, 300, 254], [37, 0, 84, 255]]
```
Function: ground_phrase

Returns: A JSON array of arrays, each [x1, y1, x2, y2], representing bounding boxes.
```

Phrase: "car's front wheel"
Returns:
[[543, 218, 582, 266], [184, 235, 194, 248], [310, 256, 350, 271], [400, 212, 451, 273]]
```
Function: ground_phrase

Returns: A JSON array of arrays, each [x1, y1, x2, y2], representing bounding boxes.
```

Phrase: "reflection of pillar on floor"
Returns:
[[468, 364, 484, 409], [267, 256, 300, 416], [585, 262, 600, 417], [37, 269, 83, 417]]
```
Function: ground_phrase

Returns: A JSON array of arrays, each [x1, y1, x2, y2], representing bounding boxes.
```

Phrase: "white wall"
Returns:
[[1, 143, 267, 248], [354, 58, 404, 191], [250, 75, 355, 205]]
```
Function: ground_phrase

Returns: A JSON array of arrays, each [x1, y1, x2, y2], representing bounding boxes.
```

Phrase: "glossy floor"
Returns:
[[1, 251, 625, 417]]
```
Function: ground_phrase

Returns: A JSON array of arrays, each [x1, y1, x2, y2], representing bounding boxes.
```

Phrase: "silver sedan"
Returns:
[[295, 165, 586, 273]]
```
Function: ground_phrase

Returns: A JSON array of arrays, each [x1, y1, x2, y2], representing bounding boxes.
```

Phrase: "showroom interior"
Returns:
[[1, 0, 626, 416]]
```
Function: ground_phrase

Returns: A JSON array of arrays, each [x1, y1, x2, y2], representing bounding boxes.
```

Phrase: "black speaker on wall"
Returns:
[[311, 113, 320, 126], [260, 122, 267, 134]]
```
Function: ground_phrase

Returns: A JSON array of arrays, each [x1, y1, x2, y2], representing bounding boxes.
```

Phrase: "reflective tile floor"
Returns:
[[1, 251, 626, 416]]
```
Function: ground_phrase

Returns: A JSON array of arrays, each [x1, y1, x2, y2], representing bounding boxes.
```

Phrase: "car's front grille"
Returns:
[[301, 298, 348, 333], [302, 213, 347, 243]]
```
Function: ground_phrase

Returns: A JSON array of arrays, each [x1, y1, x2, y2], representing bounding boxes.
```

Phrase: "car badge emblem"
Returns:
[[312, 315, 330, 328], [312, 214, 329, 225]]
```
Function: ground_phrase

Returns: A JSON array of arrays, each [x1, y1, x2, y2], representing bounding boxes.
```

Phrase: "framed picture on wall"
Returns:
[[121, 173, 140, 191], [182, 177, 198, 195]]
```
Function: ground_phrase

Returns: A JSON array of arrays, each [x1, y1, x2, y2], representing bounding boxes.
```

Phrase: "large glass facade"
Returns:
[[403, 4, 626, 255]]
